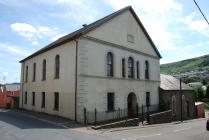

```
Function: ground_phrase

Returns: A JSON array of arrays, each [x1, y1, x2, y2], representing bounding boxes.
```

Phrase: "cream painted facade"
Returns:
[[20, 7, 161, 123]]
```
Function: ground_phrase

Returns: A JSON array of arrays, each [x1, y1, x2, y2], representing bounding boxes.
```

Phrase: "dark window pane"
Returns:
[[146, 92, 150, 106], [137, 61, 139, 79], [107, 52, 113, 76], [25, 66, 28, 82], [24, 92, 27, 104], [42, 60, 46, 80], [107, 92, 114, 111], [54, 92, 59, 110], [33, 63, 36, 81], [42, 92, 45, 108], [32, 92, 35, 106], [122, 58, 125, 77], [55, 55, 60, 79], [145, 61, 149, 79], [128, 57, 134, 78]]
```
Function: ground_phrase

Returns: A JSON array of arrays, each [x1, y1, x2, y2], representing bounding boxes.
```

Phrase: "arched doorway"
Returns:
[[127, 92, 137, 118]]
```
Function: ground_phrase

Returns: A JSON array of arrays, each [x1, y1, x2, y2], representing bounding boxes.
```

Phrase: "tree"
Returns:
[[197, 87, 204, 101], [202, 79, 208, 85], [205, 85, 209, 99]]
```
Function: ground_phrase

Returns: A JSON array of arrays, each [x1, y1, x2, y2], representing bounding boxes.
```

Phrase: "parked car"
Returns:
[[207, 119, 209, 131]]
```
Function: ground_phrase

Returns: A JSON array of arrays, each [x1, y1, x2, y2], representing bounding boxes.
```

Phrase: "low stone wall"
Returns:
[[149, 110, 172, 124]]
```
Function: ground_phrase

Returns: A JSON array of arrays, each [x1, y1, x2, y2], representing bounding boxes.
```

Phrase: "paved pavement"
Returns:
[[0, 109, 104, 140], [0, 109, 208, 140], [100, 118, 209, 140]]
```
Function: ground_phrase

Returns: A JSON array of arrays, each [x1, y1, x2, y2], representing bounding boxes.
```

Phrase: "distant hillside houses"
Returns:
[[172, 70, 209, 80]]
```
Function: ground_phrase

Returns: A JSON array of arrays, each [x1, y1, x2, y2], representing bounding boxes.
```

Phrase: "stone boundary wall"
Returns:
[[149, 110, 172, 124]]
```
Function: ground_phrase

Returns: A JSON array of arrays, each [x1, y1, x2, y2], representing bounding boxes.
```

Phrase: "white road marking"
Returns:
[[125, 133, 161, 140], [173, 127, 191, 132]]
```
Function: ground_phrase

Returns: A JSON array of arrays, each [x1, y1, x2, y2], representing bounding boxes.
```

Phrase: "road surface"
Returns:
[[0, 109, 208, 140]]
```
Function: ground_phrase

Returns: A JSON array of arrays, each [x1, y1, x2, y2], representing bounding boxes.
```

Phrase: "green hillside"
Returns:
[[160, 54, 209, 74]]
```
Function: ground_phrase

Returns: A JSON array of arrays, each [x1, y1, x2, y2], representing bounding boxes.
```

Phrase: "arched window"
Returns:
[[122, 58, 125, 78], [128, 57, 134, 78], [55, 55, 60, 79], [136, 61, 139, 79], [42, 59, 46, 80], [25, 66, 28, 82], [107, 52, 113, 76], [172, 96, 176, 115], [145, 60, 149, 79], [33, 63, 36, 82]]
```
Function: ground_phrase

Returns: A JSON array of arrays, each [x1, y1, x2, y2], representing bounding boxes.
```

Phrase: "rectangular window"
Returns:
[[54, 92, 59, 110], [33, 63, 36, 82], [146, 92, 150, 107], [24, 92, 27, 104], [107, 92, 114, 111], [32, 92, 35, 106], [42, 92, 45, 108], [122, 58, 125, 78]]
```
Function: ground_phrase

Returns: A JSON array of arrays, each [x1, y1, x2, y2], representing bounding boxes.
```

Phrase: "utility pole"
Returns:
[[180, 78, 183, 122], [193, 0, 209, 25]]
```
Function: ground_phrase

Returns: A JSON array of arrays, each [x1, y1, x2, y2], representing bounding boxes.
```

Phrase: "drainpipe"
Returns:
[[74, 39, 78, 121], [21, 63, 25, 108]]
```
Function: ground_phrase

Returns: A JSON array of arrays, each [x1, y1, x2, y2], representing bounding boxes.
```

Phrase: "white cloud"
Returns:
[[55, 0, 98, 23], [0, 43, 29, 56], [10, 23, 63, 45], [179, 13, 209, 37]]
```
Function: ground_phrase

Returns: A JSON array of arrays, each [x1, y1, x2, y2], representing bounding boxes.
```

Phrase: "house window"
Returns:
[[55, 55, 60, 79], [136, 61, 140, 79], [42, 92, 45, 108], [42, 59, 46, 81], [107, 52, 113, 77], [146, 92, 150, 107], [32, 92, 35, 106], [145, 61, 149, 79], [33, 63, 36, 82], [54, 92, 59, 110], [25, 66, 28, 82], [128, 57, 134, 78], [24, 92, 27, 104], [122, 58, 125, 78], [107, 92, 114, 111], [172, 96, 176, 115]]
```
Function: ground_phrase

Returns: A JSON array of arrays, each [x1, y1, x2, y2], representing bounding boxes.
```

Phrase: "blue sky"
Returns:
[[0, 0, 209, 83]]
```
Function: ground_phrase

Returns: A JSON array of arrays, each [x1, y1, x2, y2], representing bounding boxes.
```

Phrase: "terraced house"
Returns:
[[19, 6, 161, 123]]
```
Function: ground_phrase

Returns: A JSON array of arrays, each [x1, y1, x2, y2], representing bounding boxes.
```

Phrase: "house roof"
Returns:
[[20, 6, 161, 63], [160, 74, 193, 91]]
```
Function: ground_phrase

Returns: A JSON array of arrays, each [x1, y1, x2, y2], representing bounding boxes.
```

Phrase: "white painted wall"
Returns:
[[87, 10, 159, 58], [20, 41, 76, 120], [20, 9, 161, 123], [76, 38, 160, 122]]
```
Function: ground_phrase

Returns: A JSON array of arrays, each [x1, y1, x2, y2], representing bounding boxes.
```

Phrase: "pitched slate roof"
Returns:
[[160, 74, 193, 91], [20, 6, 161, 63]]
